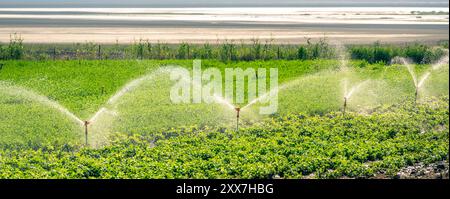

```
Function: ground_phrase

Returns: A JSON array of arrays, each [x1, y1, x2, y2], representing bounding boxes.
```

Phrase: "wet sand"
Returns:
[[0, 7, 448, 44], [0, 26, 447, 44]]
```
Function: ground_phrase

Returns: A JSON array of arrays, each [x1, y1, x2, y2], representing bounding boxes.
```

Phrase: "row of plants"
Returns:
[[0, 59, 340, 119], [0, 96, 448, 179], [0, 34, 24, 60], [349, 41, 448, 64], [1, 35, 447, 64], [1, 58, 448, 148]]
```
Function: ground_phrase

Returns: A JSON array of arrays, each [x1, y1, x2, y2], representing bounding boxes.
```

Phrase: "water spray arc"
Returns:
[[12, 53, 440, 145], [342, 80, 369, 116], [0, 68, 176, 147], [212, 94, 241, 132], [393, 55, 449, 104]]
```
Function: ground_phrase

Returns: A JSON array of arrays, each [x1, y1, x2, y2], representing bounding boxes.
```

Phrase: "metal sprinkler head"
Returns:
[[343, 97, 348, 116], [235, 107, 241, 117]]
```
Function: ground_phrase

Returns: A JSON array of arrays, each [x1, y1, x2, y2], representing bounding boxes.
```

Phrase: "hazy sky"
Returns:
[[1, 0, 448, 7]]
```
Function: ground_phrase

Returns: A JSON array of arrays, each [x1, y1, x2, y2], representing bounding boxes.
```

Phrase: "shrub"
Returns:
[[297, 46, 308, 60], [404, 44, 429, 63], [6, 34, 24, 60]]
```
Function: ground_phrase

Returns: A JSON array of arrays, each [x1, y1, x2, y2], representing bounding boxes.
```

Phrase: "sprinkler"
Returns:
[[235, 107, 241, 132], [343, 97, 348, 116], [84, 120, 90, 145], [414, 87, 418, 104]]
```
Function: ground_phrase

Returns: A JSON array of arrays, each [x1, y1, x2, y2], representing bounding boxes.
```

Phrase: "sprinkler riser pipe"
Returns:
[[235, 107, 241, 132], [414, 87, 418, 104], [236, 117, 239, 132], [343, 97, 348, 116], [84, 121, 90, 146]]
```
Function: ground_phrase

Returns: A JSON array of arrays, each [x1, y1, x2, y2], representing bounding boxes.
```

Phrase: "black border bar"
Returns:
[[0, 179, 448, 198]]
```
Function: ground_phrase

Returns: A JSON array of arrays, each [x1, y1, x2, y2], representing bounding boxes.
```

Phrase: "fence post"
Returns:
[[53, 47, 56, 60]]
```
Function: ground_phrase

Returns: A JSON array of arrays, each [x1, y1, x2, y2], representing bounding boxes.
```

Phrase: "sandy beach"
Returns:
[[0, 7, 448, 44], [0, 27, 447, 44]]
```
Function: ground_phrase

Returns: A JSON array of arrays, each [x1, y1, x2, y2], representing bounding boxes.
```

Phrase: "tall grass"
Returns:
[[0, 34, 24, 60], [1, 36, 447, 64], [350, 41, 447, 64]]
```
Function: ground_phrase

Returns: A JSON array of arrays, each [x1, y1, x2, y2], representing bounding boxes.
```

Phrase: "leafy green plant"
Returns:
[[0, 59, 448, 179]]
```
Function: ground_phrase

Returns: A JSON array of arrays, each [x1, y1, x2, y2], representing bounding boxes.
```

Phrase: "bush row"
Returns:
[[1, 35, 448, 64]]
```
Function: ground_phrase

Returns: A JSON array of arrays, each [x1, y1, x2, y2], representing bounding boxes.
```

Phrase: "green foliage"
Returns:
[[219, 40, 237, 62], [0, 59, 448, 178], [0, 34, 24, 60], [297, 46, 308, 60], [0, 97, 447, 179], [0, 59, 339, 119], [176, 42, 191, 59], [132, 39, 146, 59], [196, 43, 213, 59], [5, 37, 447, 64], [350, 42, 446, 64], [438, 40, 449, 49]]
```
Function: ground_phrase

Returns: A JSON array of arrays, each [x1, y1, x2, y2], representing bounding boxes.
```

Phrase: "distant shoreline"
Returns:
[[0, 6, 447, 44], [1, 27, 448, 45]]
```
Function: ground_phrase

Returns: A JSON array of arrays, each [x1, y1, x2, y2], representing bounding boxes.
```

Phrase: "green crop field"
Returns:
[[0, 54, 448, 178]]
